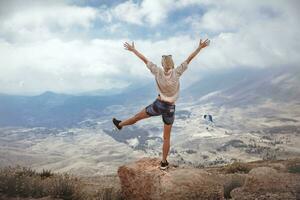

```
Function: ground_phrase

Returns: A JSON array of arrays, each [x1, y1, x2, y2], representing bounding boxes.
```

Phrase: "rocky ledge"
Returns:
[[118, 157, 300, 200]]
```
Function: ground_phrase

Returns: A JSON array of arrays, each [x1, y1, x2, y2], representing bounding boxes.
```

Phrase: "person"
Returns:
[[113, 38, 210, 170]]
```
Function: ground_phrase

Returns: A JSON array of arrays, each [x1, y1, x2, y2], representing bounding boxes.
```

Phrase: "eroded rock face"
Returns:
[[118, 158, 224, 200], [118, 158, 300, 200], [230, 167, 300, 200]]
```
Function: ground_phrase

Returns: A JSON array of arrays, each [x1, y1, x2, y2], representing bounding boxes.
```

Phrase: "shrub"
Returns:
[[95, 187, 122, 200], [0, 166, 86, 199], [262, 148, 277, 160], [224, 162, 251, 174], [288, 165, 300, 174], [16, 166, 37, 177], [39, 169, 53, 179], [287, 158, 300, 174], [50, 174, 85, 200]]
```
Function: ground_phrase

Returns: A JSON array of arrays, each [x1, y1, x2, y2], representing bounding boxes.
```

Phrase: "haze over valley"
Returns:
[[1, 66, 299, 176], [1, 0, 300, 179]]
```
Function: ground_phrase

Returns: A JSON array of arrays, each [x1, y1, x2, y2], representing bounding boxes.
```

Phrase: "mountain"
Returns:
[[181, 67, 260, 101], [0, 66, 299, 128], [181, 66, 300, 107], [0, 91, 118, 127], [0, 84, 156, 128], [0, 66, 299, 177]]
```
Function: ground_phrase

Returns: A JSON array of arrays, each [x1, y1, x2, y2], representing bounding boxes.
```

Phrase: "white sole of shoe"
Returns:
[[160, 166, 168, 170]]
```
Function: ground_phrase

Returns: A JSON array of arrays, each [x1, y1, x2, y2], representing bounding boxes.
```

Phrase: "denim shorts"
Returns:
[[145, 99, 176, 125]]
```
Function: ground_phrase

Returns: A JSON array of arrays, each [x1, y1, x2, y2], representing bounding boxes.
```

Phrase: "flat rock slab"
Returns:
[[118, 157, 224, 200]]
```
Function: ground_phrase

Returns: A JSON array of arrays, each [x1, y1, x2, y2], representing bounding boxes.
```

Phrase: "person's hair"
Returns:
[[161, 55, 174, 71]]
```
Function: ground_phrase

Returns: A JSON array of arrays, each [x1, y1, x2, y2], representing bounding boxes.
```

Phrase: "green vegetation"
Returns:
[[40, 169, 54, 179], [288, 165, 300, 173], [95, 187, 122, 200], [0, 165, 85, 199], [223, 162, 251, 174], [0, 165, 123, 200], [287, 158, 300, 174]]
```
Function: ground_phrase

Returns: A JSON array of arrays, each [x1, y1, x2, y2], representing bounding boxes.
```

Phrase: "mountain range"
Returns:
[[0, 66, 299, 128]]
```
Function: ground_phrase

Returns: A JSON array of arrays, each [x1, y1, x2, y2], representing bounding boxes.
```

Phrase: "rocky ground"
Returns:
[[1, 157, 299, 200], [118, 157, 300, 200]]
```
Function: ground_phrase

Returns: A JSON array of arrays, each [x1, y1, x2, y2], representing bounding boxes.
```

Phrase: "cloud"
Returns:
[[0, 0, 98, 42], [0, 38, 132, 94], [0, 0, 299, 95], [112, 1, 144, 25], [184, 0, 300, 69], [107, 0, 178, 27], [0, 35, 195, 95]]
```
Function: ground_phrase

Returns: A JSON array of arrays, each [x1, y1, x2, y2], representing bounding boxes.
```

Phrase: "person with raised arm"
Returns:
[[113, 38, 210, 170]]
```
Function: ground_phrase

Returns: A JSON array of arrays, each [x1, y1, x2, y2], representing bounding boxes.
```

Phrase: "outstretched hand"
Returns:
[[185, 38, 210, 64], [124, 41, 135, 52], [198, 38, 210, 50], [123, 41, 148, 64]]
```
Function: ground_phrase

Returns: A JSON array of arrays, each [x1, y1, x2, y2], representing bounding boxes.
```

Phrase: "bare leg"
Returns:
[[162, 124, 172, 162], [119, 108, 150, 127]]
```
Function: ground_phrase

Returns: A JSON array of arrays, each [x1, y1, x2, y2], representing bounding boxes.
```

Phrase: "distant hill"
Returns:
[[181, 66, 300, 107], [0, 84, 156, 128], [0, 91, 116, 127], [0, 66, 299, 128]]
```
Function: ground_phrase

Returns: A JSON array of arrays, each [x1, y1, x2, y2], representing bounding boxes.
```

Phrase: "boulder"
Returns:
[[231, 167, 300, 200], [118, 157, 224, 200]]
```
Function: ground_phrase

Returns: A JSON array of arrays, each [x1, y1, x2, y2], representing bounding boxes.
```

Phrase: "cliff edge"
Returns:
[[118, 157, 300, 200]]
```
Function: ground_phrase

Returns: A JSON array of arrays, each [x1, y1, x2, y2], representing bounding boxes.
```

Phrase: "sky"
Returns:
[[0, 0, 299, 95]]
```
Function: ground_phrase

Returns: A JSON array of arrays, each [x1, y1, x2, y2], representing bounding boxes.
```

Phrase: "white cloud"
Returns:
[[0, 38, 128, 94], [0, 1, 98, 42], [0, 0, 300, 95], [140, 0, 173, 26], [4, 6, 96, 29], [112, 1, 144, 25], [185, 0, 300, 70], [0, 35, 204, 95], [198, 10, 244, 32], [109, 0, 175, 26]]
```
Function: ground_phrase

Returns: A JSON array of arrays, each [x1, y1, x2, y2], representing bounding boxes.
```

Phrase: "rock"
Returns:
[[0, 195, 61, 200], [267, 163, 286, 172], [230, 167, 300, 200], [118, 158, 300, 200], [118, 157, 224, 200], [222, 174, 247, 199]]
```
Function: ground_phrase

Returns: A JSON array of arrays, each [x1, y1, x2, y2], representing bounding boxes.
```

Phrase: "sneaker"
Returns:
[[160, 160, 169, 170], [112, 118, 122, 130]]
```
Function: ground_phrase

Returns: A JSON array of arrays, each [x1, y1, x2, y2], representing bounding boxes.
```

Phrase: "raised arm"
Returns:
[[185, 38, 210, 64], [124, 42, 148, 64]]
